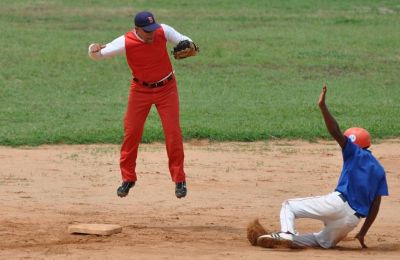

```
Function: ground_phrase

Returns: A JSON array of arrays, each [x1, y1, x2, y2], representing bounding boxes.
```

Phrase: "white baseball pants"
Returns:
[[280, 191, 361, 248]]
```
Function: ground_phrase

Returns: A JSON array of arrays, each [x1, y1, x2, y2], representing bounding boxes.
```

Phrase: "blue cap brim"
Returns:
[[142, 23, 161, 32]]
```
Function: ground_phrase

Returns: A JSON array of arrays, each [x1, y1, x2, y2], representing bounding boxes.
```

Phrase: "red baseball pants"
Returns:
[[119, 78, 186, 183]]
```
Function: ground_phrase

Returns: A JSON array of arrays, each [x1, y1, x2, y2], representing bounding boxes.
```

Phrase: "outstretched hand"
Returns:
[[318, 84, 327, 107], [89, 43, 106, 54], [355, 232, 368, 248]]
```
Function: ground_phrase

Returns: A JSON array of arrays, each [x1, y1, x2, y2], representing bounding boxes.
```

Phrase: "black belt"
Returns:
[[133, 74, 174, 88], [337, 193, 365, 218], [338, 193, 347, 203]]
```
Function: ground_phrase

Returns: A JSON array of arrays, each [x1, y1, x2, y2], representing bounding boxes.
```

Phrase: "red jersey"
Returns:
[[125, 27, 173, 82]]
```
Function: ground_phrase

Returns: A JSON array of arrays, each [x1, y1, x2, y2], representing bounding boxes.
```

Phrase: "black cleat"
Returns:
[[175, 181, 187, 198], [117, 181, 135, 197]]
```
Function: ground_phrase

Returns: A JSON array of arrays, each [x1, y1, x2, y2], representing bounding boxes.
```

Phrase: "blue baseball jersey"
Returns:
[[335, 137, 389, 217]]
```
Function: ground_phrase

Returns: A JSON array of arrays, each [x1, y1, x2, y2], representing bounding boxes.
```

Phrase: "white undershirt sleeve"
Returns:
[[88, 35, 125, 60], [161, 24, 192, 45]]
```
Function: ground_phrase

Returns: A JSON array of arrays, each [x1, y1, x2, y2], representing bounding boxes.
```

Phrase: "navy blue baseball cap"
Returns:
[[134, 11, 161, 32]]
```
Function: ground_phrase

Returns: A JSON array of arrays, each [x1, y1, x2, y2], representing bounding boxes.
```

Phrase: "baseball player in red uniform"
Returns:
[[250, 85, 389, 249], [88, 11, 198, 199]]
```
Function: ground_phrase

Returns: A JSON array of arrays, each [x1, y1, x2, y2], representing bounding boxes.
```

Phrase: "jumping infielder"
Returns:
[[250, 85, 389, 249], [88, 11, 198, 199]]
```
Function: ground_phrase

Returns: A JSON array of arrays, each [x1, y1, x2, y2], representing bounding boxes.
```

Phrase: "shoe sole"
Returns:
[[117, 191, 129, 197], [175, 193, 186, 199], [175, 190, 187, 198], [257, 236, 293, 248]]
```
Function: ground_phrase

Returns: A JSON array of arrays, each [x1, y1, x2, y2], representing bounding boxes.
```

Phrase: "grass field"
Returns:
[[0, 0, 399, 145]]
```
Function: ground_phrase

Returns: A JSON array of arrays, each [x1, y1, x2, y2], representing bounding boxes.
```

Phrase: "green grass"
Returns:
[[1, 0, 399, 145]]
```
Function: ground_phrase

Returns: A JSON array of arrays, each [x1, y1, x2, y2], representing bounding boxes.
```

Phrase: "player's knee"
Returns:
[[320, 241, 336, 249], [316, 236, 339, 249]]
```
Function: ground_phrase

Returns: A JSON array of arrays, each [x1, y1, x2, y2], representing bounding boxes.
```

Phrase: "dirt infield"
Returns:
[[1, 140, 399, 259]]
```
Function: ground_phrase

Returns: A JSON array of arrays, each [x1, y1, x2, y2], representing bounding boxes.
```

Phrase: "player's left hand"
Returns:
[[355, 232, 367, 248]]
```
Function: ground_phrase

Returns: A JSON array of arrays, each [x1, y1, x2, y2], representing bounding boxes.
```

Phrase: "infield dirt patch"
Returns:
[[0, 140, 399, 259]]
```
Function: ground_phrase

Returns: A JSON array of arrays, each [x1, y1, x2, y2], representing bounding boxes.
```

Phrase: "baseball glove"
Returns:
[[247, 219, 269, 246], [172, 40, 199, 59]]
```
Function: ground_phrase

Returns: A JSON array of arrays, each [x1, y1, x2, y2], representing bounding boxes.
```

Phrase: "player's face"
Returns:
[[135, 27, 155, 44]]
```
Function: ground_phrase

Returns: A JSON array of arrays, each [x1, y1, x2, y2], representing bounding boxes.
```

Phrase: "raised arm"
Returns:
[[318, 85, 347, 149]]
